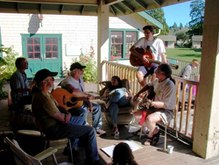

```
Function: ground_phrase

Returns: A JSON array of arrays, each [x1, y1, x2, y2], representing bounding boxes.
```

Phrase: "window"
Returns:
[[110, 30, 138, 60], [24, 35, 59, 59], [21, 34, 62, 78]]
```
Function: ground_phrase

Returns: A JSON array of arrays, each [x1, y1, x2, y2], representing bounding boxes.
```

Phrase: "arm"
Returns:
[[160, 53, 167, 63], [44, 94, 71, 123], [52, 111, 71, 123]]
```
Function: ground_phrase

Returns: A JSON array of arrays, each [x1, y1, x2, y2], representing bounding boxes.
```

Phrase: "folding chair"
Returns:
[[16, 129, 74, 164], [4, 137, 58, 165]]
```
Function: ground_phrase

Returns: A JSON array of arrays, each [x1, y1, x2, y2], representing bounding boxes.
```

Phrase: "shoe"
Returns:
[[137, 126, 149, 136], [141, 130, 160, 146], [150, 130, 160, 146], [113, 131, 120, 140], [96, 129, 106, 135], [128, 125, 141, 133]]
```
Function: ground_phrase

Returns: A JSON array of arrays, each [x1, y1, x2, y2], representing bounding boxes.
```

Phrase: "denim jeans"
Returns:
[[108, 88, 130, 124], [45, 116, 99, 162], [70, 102, 103, 131]]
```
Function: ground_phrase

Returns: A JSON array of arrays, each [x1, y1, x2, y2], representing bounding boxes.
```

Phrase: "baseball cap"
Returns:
[[70, 62, 86, 71], [34, 69, 58, 84]]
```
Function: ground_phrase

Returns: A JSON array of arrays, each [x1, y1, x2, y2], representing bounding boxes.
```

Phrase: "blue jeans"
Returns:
[[68, 116, 86, 149], [70, 102, 103, 130], [45, 116, 99, 162], [108, 88, 130, 124]]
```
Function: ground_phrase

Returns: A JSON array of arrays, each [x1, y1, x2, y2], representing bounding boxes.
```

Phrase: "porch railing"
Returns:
[[101, 60, 199, 144]]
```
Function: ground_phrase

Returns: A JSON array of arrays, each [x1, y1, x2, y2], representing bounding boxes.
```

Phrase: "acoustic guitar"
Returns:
[[51, 88, 84, 110], [130, 47, 179, 70], [51, 88, 101, 111]]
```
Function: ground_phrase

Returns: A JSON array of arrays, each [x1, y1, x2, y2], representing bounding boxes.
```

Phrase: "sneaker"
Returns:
[[96, 129, 106, 135], [128, 125, 141, 133], [113, 131, 120, 140]]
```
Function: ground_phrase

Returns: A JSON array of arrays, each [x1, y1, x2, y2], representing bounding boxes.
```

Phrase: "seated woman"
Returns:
[[134, 63, 176, 145], [103, 76, 132, 139]]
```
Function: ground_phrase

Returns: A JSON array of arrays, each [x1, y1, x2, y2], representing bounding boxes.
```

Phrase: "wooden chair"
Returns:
[[98, 79, 134, 125], [4, 137, 58, 165], [16, 129, 74, 164]]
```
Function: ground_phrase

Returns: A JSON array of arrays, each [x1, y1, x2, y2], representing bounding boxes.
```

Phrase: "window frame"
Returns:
[[109, 29, 139, 61]]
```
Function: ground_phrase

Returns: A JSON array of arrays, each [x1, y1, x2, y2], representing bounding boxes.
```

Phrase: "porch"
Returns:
[[0, 61, 218, 164], [0, 91, 218, 165]]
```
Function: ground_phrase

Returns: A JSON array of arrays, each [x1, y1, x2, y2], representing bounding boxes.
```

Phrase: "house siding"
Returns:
[[0, 13, 139, 72]]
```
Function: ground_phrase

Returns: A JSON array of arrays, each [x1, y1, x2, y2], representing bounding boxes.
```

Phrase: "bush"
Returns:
[[72, 46, 97, 83], [0, 46, 17, 99]]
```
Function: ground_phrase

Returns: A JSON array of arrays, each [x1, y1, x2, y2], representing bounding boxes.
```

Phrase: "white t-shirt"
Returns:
[[133, 37, 166, 62]]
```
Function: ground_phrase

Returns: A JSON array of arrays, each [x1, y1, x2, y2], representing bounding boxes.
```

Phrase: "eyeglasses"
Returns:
[[43, 77, 54, 83]]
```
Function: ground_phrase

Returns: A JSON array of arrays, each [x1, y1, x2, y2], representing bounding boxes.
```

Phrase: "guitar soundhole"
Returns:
[[66, 102, 76, 107], [71, 97, 78, 103]]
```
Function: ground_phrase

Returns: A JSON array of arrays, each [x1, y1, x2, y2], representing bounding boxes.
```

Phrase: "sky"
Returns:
[[162, 1, 191, 27]]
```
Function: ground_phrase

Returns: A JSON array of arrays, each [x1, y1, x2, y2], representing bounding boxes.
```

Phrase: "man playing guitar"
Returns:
[[129, 25, 167, 87], [60, 62, 106, 135]]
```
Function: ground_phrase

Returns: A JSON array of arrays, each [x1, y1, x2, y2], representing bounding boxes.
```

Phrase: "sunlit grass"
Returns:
[[166, 48, 202, 62]]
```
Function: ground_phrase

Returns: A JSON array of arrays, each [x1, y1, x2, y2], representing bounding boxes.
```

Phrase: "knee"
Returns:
[[146, 115, 155, 123]]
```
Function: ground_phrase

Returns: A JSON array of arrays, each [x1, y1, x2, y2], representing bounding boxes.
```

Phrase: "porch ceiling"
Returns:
[[0, 0, 190, 16]]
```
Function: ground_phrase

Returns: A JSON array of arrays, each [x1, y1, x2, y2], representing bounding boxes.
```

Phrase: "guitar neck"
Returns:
[[148, 59, 179, 70]]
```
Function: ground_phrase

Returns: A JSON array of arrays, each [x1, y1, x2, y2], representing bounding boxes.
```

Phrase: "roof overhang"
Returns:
[[0, 0, 190, 16]]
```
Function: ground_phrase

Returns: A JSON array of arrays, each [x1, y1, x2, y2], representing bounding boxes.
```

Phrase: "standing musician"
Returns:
[[129, 25, 167, 87], [133, 64, 176, 146], [10, 57, 35, 110], [61, 62, 106, 135]]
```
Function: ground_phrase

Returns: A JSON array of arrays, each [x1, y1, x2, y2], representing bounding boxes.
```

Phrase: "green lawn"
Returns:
[[166, 48, 202, 62]]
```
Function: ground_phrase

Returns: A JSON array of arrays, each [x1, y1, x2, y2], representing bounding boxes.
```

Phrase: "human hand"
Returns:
[[88, 101, 93, 112], [65, 113, 71, 123], [142, 56, 149, 64], [139, 99, 153, 109]]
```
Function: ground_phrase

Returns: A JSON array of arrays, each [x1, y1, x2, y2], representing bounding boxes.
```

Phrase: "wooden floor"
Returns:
[[1, 81, 219, 165]]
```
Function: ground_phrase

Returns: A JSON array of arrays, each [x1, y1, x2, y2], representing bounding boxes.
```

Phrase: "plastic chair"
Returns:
[[4, 137, 58, 165]]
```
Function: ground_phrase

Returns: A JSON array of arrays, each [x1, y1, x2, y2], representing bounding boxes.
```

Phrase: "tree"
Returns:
[[179, 23, 183, 29], [170, 22, 178, 32], [146, 8, 169, 35], [188, 0, 205, 36]]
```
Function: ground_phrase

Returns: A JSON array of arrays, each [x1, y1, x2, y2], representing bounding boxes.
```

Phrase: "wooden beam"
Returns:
[[59, 4, 64, 13], [110, 5, 116, 15], [80, 5, 84, 14], [0, 0, 98, 5], [39, 3, 42, 13], [121, 1, 134, 12], [135, 0, 148, 9], [152, 0, 163, 7], [111, 4, 124, 15], [16, 2, 19, 12], [105, 0, 123, 6]]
